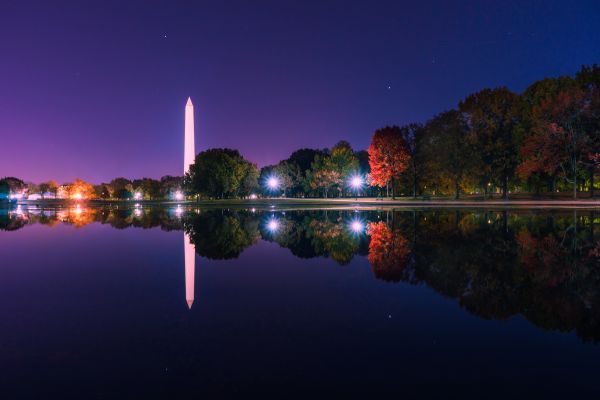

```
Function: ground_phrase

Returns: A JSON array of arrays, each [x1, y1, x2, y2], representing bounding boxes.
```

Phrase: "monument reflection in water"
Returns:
[[184, 231, 195, 309], [1, 204, 600, 396]]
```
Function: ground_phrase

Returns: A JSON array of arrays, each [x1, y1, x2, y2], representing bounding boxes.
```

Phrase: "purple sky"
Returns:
[[1, 0, 599, 183]]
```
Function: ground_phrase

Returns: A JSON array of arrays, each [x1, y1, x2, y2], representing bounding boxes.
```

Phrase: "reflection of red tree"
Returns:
[[516, 230, 570, 287], [367, 221, 410, 282], [590, 241, 600, 259]]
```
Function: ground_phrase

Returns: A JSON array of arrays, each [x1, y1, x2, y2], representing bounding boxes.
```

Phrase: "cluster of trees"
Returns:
[[368, 65, 600, 199], [0, 177, 26, 199], [183, 142, 370, 199], [94, 176, 183, 200], [1, 176, 184, 200]]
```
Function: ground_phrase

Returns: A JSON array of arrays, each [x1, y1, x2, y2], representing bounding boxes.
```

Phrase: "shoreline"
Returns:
[[6, 197, 600, 209]]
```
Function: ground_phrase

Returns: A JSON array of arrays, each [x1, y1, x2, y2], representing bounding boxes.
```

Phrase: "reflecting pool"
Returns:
[[1, 205, 600, 396]]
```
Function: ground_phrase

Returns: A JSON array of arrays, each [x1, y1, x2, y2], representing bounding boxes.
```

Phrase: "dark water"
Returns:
[[1, 204, 600, 397]]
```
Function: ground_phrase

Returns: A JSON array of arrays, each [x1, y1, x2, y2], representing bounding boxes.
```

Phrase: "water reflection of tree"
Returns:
[[0, 209, 28, 231], [184, 210, 259, 259], [396, 210, 600, 342], [5, 205, 600, 341], [367, 221, 410, 282], [261, 210, 368, 265]]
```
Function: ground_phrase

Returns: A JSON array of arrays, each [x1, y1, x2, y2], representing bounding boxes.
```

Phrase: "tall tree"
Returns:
[[308, 153, 340, 198], [399, 123, 426, 198], [459, 88, 522, 199], [185, 148, 254, 199], [424, 111, 476, 199], [520, 76, 577, 193], [368, 126, 410, 199], [517, 87, 596, 199], [324, 141, 359, 197]]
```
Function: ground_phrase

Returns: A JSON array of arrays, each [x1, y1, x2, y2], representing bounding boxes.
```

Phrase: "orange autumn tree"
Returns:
[[368, 126, 410, 199], [68, 178, 96, 200], [367, 221, 410, 282], [517, 87, 596, 199]]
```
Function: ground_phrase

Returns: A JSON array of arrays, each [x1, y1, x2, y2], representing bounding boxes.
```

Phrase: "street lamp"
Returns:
[[266, 176, 280, 197], [349, 174, 364, 200]]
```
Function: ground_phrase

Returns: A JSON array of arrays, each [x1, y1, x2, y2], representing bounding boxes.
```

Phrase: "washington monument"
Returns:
[[184, 97, 195, 174]]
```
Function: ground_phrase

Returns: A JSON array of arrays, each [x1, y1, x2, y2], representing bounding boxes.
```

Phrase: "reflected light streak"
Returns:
[[267, 217, 280, 232]]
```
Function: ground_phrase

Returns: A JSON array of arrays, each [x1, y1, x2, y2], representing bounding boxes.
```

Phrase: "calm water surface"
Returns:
[[1, 205, 600, 397]]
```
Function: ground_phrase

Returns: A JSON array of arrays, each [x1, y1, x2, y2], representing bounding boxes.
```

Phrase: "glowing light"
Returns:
[[267, 176, 279, 190], [134, 192, 142, 200], [349, 219, 365, 234], [73, 193, 83, 200], [266, 217, 280, 232], [174, 191, 184, 201], [134, 209, 142, 217], [175, 205, 183, 216], [249, 193, 258, 199], [350, 175, 364, 189], [74, 204, 82, 215]]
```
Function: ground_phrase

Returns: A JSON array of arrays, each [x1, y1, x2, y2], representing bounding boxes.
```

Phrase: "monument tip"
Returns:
[[186, 97, 193, 106], [186, 299, 194, 309]]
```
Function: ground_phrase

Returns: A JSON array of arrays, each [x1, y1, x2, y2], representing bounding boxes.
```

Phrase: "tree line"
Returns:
[[185, 64, 600, 200], [3, 65, 599, 201], [0, 176, 183, 200]]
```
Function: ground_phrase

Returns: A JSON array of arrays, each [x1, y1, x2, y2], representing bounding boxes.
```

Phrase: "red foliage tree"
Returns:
[[367, 221, 410, 282], [367, 126, 410, 199], [517, 87, 595, 199]]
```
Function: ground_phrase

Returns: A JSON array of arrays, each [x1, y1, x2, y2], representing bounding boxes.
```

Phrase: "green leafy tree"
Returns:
[[398, 123, 427, 198], [459, 87, 522, 199], [326, 141, 359, 196], [132, 178, 162, 199], [110, 178, 134, 199], [424, 110, 477, 199], [160, 175, 183, 199], [185, 148, 253, 198], [0, 179, 9, 199]]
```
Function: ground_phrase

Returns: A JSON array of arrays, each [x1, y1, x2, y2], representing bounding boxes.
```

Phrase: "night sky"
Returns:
[[2, 0, 599, 183]]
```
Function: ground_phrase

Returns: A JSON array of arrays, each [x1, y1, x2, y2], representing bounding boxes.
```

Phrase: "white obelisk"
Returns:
[[184, 97, 195, 175], [184, 231, 195, 309]]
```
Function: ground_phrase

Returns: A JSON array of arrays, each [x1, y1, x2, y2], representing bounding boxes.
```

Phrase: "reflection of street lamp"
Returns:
[[349, 218, 365, 234], [349, 174, 364, 200], [267, 216, 280, 233]]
